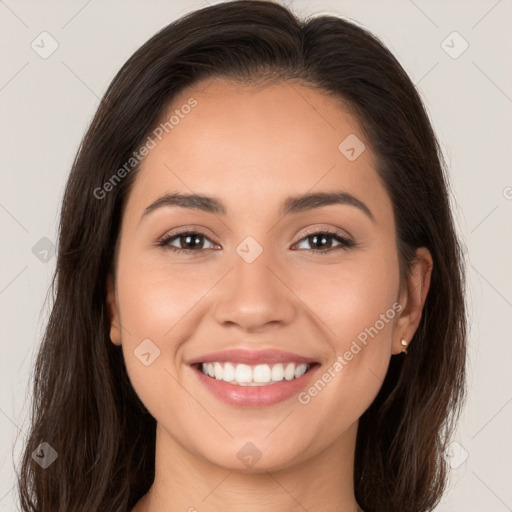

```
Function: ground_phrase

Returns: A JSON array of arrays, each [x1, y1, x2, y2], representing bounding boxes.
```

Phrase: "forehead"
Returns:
[[125, 78, 391, 222]]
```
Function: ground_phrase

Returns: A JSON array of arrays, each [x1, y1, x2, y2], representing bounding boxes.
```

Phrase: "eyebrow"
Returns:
[[140, 190, 375, 222]]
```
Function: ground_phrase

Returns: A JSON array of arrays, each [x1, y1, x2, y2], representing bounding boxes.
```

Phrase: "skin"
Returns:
[[107, 78, 432, 512]]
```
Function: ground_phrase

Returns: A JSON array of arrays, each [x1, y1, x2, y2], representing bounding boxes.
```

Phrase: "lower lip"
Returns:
[[191, 364, 320, 407]]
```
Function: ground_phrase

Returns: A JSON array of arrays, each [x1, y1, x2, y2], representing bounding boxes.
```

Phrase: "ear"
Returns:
[[392, 247, 433, 354], [106, 273, 122, 346]]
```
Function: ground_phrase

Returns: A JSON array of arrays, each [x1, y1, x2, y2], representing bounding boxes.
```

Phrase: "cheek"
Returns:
[[293, 243, 400, 409], [113, 245, 193, 399], [115, 247, 214, 346], [113, 244, 231, 413], [294, 246, 400, 344]]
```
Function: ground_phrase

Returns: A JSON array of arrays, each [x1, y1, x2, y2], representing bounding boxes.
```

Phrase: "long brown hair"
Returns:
[[17, 1, 467, 511]]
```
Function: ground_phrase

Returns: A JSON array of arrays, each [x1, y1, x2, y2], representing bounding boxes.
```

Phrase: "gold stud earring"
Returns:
[[400, 338, 408, 354]]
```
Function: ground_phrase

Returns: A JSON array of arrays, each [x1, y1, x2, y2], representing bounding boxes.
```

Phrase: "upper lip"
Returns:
[[187, 348, 317, 366]]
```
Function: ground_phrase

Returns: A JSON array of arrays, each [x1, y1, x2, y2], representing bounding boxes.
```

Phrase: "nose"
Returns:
[[212, 244, 297, 333]]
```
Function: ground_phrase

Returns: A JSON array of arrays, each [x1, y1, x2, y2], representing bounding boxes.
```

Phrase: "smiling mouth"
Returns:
[[192, 361, 318, 387]]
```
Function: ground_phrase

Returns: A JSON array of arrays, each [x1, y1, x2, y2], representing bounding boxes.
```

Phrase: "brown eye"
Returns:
[[294, 231, 354, 254], [158, 231, 218, 254]]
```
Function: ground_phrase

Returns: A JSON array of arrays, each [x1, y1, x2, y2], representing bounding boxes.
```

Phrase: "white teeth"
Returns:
[[295, 363, 308, 378], [200, 361, 311, 386], [271, 364, 284, 382], [222, 362, 235, 382], [214, 362, 223, 380], [235, 364, 252, 384], [284, 363, 295, 381], [253, 364, 271, 383]]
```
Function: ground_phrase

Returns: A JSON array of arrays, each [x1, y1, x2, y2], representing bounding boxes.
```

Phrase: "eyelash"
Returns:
[[156, 228, 355, 256]]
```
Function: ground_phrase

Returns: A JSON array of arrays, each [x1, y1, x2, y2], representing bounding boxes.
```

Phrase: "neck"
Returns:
[[134, 422, 362, 512]]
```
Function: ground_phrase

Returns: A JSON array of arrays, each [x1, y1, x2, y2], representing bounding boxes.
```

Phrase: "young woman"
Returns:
[[18, 1, 467, 511]]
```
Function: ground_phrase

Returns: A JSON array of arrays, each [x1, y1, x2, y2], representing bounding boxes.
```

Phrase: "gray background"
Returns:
[[1, 0, 511, 510]]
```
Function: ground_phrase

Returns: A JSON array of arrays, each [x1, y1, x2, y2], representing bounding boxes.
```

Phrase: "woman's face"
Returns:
[[107, 78, 428, 472]]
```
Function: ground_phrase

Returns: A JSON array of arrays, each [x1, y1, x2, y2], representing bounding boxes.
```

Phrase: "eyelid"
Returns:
[[294, 225, 353, 243], [157, 225, 218, 244]]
